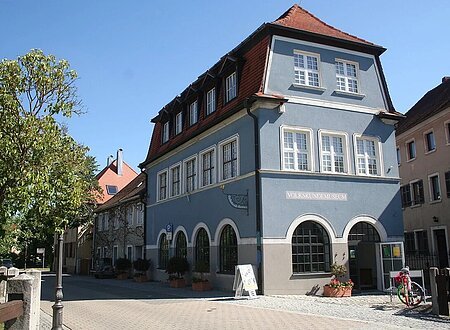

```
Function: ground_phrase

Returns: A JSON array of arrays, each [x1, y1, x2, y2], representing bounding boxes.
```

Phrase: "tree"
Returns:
[[0, 49, 100, 252]]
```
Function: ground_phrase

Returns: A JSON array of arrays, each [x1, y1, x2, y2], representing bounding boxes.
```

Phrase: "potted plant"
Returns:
[[133, 258, 151, 282], [191, 260, 212, 291], [166, 256, 189, 288], [323, 263, 354, 297], [115, 257, 132, 280]]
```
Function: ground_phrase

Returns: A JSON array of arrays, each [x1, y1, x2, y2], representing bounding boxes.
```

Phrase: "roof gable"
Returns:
[[272, 4, 376, 46], [96, 160, 138, 204]]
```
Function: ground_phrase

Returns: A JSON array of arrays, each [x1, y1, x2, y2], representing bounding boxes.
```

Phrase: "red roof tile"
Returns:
[[272, 4, 376, 46]]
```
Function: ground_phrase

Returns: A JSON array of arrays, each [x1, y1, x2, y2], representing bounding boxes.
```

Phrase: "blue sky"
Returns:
[[2, 1, 449, 171]]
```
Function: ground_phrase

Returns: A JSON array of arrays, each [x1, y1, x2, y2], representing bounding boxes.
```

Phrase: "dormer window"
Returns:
[[206, 88, 216, 115], [175, 112, 183, 135], [336, 60, 359, 93], [162, 122, 169, 143], [189, 100, 198, 125], [106, 185, 118, 195], [225, 72, 237, 102], [294, 51, 320, 87]]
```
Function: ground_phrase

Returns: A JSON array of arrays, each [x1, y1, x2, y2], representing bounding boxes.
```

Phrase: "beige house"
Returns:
[[396, 77, 450, 268]]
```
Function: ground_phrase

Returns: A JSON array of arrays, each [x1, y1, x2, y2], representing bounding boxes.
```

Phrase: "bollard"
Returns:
[[429, 267, 439, 315], [5, 273, 39, 330], [26, 270, 42, 330]]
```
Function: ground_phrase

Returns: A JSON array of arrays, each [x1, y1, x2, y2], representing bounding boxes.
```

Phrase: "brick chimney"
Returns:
[[117, 149, 123, 176], [443, 76, 450, 83]]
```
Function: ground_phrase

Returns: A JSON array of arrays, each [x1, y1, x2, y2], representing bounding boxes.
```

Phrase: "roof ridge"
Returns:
[[273, 4, 375, 46]]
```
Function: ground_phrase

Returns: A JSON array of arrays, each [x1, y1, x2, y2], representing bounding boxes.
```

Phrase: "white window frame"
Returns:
[[136, 203, 144, 226], [225, 72, 237, 102], [293, 50, 321, 88], [97, 247, 101, 257], [175, 112, 183, 135], [428, 173, 442, 203], [157, 169, 168, 201], [113, 245, 118, 265], [113, 212, 119, 229], [162, 122, 169, 143], [218, 134, 239, 182], [206, 88, 216, 115], [318, 130, 349, 174], [280, 125, 314, 172], [127, 205, 134, 227], [189, 100, 198, 126], [406, 139, 416, 161], [199, 145, 216, 187], [183, 155, 198, 193], [335, 59, 360, 94], [353, 134, 383, 176], [103, 213, 109, 231], [445, 120, 450, 145], [169, 163, 182, 197], [126, 245, 133, 261], [410, 179, 424, 206], [423, 129, 436, 154]]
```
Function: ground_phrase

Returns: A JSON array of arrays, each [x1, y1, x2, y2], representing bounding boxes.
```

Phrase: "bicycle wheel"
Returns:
[[407, 282, 424, 306], [397, 283, 408, 305]]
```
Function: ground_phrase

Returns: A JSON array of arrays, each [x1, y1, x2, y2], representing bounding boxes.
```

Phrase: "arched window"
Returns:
[[159, 234, 169, 269], [348, 222, 380, 242], [175, 232, 187, 258], [292, 221, 330, 273], [219, 225, 237, 273], [195, 228, 210, 270]]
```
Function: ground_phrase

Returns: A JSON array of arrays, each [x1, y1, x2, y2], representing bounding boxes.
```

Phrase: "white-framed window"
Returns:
[[199, 146, 216, 187], [184, 156, 197, 193], [157, 170, 168, 201], [335, 59, 359, 93], [103, 247, 108, 259], [97, 247, 101, 257], [127, 205, 133, 226], [136, 204, 144, 226], [113, 212, 119, 229], [97, 214, 103, 231], [219, 135, 239, 181], [445, 120, 450, 145], [294, 51, 320, 87], [225, 72, 237, 102], [206, 88, 216, 115], [428, 173, 441, 202], [189, 100, 198, 125], [411, 179, 424, 205], [102, 213, 109, 231], [406, 139, 416, 161], [127, 245, 133, 261], [169, 163, 181, 197], [354, 135, 382, 176], [162, 122, 169, 143], [424, 130, 436, 153], [280, 126, 313, 171], [319, 130, 349, 174], [396, 146, 401, 166], [113, 246, 118, 265], [175, 112, 183, 135]]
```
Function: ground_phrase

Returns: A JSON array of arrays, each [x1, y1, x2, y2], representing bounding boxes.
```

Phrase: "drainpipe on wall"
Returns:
[[245, 98, 263, 293], [142, 169, 148, 261]]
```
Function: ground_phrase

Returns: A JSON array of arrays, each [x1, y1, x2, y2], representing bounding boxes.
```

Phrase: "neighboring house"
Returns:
[[140, 5, 403, 294], [93, 172, 146, 268], [61, 149, 138, 274], [396, 77, 450, 269]]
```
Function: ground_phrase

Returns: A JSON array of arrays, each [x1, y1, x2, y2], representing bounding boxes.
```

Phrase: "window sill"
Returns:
[[410, 204, 422, 209], [332, 90, 365, 99], [292, 83, 326, 92], [424, 149, 436, 155], [430, 199, 442, 205], [290, 272, 331, 280], [406, 158, 416, 163]]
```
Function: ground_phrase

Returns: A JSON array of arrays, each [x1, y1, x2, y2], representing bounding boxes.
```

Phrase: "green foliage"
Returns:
[[330, 263, 347, 278], [116, 258, 132, 272], [0, 49, 100, 251], [166, 256, 189, 279], [133, 258, 151, 272]]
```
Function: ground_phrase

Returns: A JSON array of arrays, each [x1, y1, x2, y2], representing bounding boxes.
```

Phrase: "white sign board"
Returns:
[[286, 191, 348, 201], [36, 248, 45, 254], [233, 264, 258, 299]]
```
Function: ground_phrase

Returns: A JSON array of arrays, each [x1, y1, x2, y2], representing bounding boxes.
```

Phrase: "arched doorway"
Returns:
[[347, 222, 380, 290]]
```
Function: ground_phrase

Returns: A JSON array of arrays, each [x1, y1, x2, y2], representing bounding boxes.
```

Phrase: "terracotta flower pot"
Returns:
[[323, 285, 352, 297], [134, 274, 148, 283], [116, 272, 128, 280], [192, 281, 212, 291], [169, 278, 186, 288]]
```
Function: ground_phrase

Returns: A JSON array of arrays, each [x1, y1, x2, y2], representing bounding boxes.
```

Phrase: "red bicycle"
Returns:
[[394, 267, 425, 307]]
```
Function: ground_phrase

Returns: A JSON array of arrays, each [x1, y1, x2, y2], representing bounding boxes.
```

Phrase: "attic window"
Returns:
[[106, 185, 118, 195]]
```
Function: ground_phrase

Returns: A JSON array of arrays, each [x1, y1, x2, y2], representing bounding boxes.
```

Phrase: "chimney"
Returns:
[[442, 76, 450, 83], [106, 155, 114, 166], [117, 149, 123, 176]]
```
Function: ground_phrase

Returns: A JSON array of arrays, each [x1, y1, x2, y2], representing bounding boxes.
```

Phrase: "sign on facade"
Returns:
[[286, 191, 348, 201], [233, 264, 258, 299], [166, 223, 173, 241]]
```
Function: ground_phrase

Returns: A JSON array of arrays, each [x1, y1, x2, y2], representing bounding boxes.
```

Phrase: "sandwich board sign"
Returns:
[[233, 264, 258, 299]]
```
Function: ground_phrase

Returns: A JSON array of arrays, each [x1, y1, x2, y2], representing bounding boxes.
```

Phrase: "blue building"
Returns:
[[140, 5, 404, 294]]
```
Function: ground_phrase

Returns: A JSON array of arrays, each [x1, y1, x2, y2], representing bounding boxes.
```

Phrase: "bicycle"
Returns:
[[393, 266, 425, 307]]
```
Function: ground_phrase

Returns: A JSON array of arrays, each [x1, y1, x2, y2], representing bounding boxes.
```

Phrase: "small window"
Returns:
[[400, 184, 412, 208], [200, 147, 216, 187], [445, 121, 450, 144], [127, 245, 133, 261], [195, 228, 210, 270], [184, 157, 197, 193], [411, 180, 424, 205], [424, 131, 436, 152], [445, 171, 450, 198], [170, 164, 181, 197], [406, 140, 416, 160], [336, 60, 359, 93], [159, 234, 169, 269], [219, 225, 238, 274], [106, 185, 118, 195], [157, 170, 168, 201], [127, 206, 134, 226], [396, 147, 401, 166], [225, 72, 237, 102], [175, 232, 187, 259], [162, 122, 169, 143], [294, 51, 320, 87], [319, 131, 348, 174], [355, 136, 381, 176], [206, 88, 216, 115], [175, 112, 183, 135], [415, 230, 429, 255], [429, 174, 441, 201], [219, 136, 239, 181], [281, 127, 313, 171], [404, 232, 415, 253], [189, 101, 198, 125]]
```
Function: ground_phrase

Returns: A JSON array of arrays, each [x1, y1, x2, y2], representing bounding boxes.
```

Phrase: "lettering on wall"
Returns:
[[286, 191, 348, 201]]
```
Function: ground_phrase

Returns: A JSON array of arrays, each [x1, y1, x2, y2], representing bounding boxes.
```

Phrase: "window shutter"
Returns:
[[418, 180, 425, 204], [445, 171, 450, 198]]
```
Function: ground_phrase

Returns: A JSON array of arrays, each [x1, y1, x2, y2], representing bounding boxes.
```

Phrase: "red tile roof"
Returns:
[[272, 4, 377, 46], [396, 78, 450, 135]]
